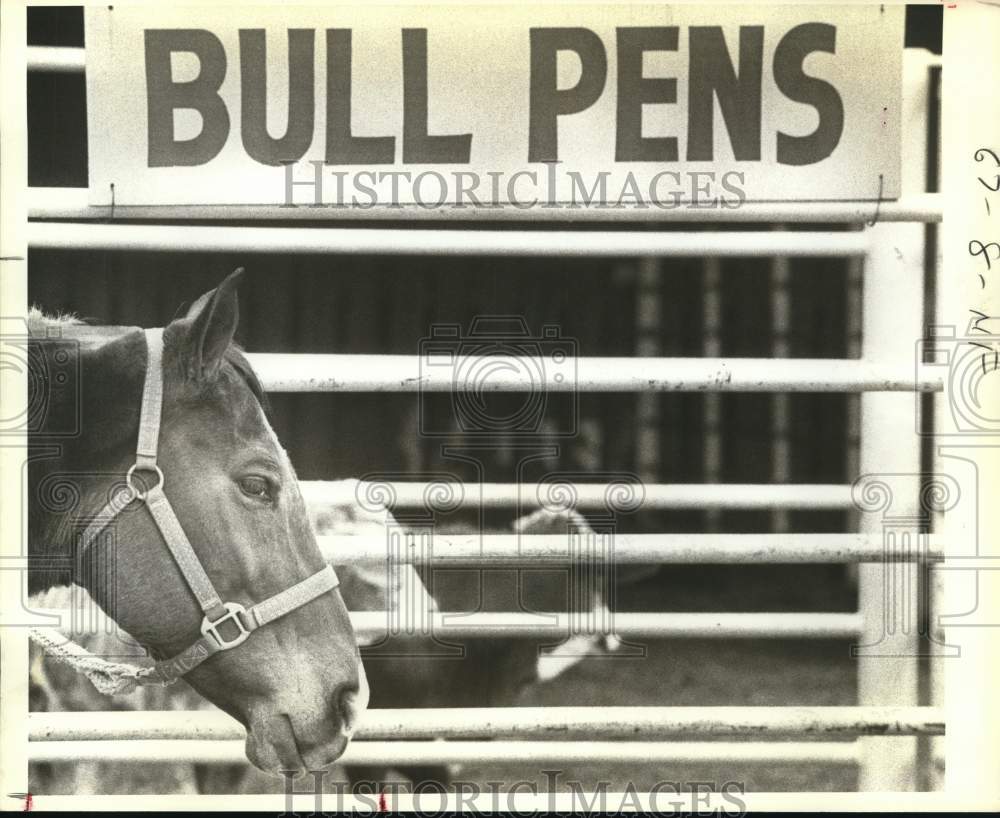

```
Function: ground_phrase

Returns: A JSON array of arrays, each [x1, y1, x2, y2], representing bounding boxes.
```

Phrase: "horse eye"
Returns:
[[238, 476, 272, 501]]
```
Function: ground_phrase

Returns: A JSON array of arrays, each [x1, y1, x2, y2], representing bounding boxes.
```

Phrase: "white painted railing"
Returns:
[[36, 609, 865, 640], [28, 739, 861, 765], [29, 707, 945, 741], [27, 185, 944, 223], [300, 480, 855, 510], [316, 532, 940, 564], [28, 221, 871, 257], [244, 354, 940, 392]]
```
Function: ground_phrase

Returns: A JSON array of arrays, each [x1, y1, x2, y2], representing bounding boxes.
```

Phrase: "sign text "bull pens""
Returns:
[[146, 25, 843, 169]]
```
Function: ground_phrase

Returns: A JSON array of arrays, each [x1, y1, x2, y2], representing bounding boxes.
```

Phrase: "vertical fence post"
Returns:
[[703, 259, 722, 532], [635, 258, 661, 485], [856, 227, 924, 792], [856, 50, 933, 791], [0, 1, 30, 810], [844, 250, 864, 593], [926, 67, 947, 785], [770, 228, 791, 534]]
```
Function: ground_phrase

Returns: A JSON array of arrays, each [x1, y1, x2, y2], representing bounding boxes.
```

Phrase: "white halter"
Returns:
[[74, 328, 340, 685]]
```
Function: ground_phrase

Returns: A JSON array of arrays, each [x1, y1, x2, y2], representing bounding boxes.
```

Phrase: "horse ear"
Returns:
[[177, 268, 243, 380]]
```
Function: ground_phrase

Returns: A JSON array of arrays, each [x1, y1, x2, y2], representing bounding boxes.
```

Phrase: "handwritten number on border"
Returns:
[[975, 147, 1000, 192], [968, 240, 1000, 271]]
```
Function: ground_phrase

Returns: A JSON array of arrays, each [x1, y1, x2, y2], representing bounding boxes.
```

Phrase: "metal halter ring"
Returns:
[[125, 464, 164, 501]]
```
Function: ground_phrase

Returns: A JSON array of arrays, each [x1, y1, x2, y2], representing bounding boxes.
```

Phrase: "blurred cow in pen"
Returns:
[[320, 482, 615, 790], [29, 480, 614, 793]]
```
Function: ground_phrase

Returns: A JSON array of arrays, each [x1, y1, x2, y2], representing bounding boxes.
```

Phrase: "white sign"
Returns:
[[85, 4, 903, 210]]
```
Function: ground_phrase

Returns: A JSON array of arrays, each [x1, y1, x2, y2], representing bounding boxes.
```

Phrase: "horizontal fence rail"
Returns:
[[34, 610, 863, 640], [241, 354, 941, 393], [27, 739, 860, 765], [27, 186, 943, 223], [27, 222, 872, 257], [28, 707, 945, 741], [26, 46, 84, 73], [349, 612, 864, 639], [318, 533, 941, 564], [299, 481, 855, 510]]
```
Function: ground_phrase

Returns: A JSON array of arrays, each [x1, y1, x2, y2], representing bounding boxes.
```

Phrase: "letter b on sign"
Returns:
[[145, 29, 230, 167]]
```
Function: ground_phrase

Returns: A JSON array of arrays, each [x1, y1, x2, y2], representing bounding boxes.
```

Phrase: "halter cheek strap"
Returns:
[[76, 328, 340, 685]]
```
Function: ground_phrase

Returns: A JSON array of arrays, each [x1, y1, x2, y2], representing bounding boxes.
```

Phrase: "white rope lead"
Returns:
[[27, 627, 170, 696]]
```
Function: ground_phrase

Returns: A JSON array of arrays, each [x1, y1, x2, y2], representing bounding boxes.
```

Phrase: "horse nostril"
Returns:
[[336, 685, 361, 735]]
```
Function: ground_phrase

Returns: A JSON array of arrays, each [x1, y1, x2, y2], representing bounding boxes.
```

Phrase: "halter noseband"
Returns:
[[76, 328, 340, 684]]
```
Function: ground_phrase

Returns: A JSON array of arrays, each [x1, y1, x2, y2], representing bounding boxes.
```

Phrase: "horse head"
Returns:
[[47, 270, 367, 774]]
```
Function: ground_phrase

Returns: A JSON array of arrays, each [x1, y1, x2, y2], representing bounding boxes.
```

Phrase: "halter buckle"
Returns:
[[201, 602, 251, 650]]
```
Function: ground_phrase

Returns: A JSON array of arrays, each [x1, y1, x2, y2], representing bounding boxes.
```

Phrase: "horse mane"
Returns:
[[28, 306, 85, 331], [225, 346, 270, 414]]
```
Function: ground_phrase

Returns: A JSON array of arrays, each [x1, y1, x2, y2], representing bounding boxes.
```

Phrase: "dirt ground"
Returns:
[[421, 563, 864, 793]]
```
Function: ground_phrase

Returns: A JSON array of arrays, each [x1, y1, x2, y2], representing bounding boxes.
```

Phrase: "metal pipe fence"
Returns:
[[28, 221, 872, 257], [245, 354, 940, 393], [28, 739, 862, 766], [17, 38, 947, 796], [26, 185, 944, 222], [29, 706, 944, 742], [299, 480, 856, 510], [35, 609, 866, 640], [315, 533, 940, 564]]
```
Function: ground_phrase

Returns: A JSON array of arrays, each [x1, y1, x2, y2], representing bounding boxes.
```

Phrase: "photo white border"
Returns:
[[2, 0, 998, 811]]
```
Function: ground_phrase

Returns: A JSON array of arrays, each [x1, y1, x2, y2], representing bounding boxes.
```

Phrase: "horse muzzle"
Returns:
[[244, 658, 369, 776]]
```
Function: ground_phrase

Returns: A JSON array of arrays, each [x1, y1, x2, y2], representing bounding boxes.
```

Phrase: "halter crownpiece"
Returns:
[[76, 328, 340, 685]]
